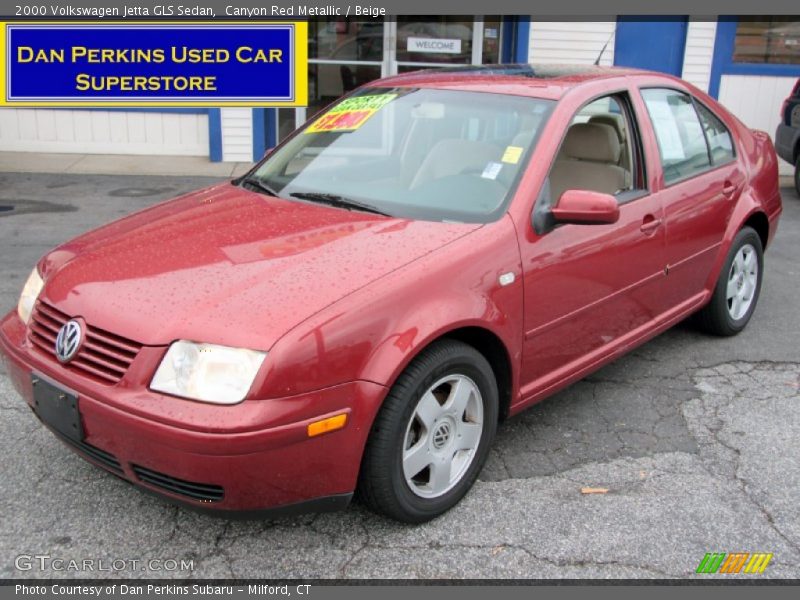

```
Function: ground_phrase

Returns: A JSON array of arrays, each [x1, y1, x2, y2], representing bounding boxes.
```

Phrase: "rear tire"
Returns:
[[695, 226, 763, 336], [794, 156, 799, 196], [358, 339, 498, 523]]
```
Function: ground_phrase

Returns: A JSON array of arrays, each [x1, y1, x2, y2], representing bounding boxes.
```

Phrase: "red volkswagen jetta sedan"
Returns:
[[0, 66, 783, 523]]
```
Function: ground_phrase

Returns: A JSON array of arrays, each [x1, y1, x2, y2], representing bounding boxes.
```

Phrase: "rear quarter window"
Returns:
[[694, 102, 736, 166]]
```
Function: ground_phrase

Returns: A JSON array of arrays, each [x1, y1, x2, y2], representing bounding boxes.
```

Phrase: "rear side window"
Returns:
[[694, 102, 735, 165], [641, 88, 711, 184]]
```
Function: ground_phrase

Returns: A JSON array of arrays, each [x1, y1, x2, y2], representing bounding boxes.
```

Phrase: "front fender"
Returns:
[[257, 215, 524, 403]]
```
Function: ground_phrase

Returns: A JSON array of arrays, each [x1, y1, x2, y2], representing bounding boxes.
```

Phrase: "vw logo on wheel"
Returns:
[[432, 421, 452, 449], [55, 320, 83, 363]]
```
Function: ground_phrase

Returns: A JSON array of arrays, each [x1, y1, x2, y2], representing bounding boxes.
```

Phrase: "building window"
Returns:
[[733, 18, 800, 65], [482, 17, 502, 64]]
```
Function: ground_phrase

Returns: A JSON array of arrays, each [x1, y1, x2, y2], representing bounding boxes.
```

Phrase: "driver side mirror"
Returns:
[[550, 189, 619, 225]]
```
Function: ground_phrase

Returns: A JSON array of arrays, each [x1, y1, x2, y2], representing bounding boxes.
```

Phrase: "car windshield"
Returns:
[[250, 87, 554, 222]]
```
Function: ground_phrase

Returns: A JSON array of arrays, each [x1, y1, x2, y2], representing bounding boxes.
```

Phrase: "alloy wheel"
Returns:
[[402, 374, 484, 499], [726, 243, 759, 321]]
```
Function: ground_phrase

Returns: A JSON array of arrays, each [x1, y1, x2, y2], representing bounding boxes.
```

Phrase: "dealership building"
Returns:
[[0, 16, 798, 175]]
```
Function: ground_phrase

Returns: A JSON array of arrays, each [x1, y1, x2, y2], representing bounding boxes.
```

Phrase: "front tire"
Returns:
[[794, 156, 799, 197], [695, 226, 764, 336], [358, 339, 498, 523]]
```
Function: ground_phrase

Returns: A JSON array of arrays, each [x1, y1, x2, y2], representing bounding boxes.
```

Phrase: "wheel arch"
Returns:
[[743, 210, 770, 251], [441, 326, 514, 421], [703, 193, 771, 294], [369, 322, 517, 423]]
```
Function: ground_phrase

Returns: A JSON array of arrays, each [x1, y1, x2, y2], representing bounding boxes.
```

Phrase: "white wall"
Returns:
[[719, 75, 796, 175], [220, 108, 253, 162], [528, 21, 616, 66], [0, 108, 208, 156], [681, 19, 717, 93], [527, 18, 717, 91]]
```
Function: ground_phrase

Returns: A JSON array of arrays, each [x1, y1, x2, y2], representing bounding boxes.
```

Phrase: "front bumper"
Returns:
[[0, 310, 386, 514], [775, 122, 799, 165]]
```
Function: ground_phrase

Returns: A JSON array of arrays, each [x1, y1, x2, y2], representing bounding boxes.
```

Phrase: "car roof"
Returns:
[[367, 64, 658, 100]]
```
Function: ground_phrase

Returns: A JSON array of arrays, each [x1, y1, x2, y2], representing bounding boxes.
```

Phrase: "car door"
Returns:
[[518, 92, 667, 395], [639, 88, 744, 308]]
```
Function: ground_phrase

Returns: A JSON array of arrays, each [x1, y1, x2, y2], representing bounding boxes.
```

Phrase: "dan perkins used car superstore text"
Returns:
[[36, 4, 386, 18], [17, 584, 311, 596]]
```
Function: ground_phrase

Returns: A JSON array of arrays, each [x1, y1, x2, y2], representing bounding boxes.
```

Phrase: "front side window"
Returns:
[[547, 94, 642, 203], [641, 88, 712, 185], [251, 87, 554, 223]]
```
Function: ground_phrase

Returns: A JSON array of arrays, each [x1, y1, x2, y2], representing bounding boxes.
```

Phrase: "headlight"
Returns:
[[17, 267, 44, 324], [150, 341, 267, 405]]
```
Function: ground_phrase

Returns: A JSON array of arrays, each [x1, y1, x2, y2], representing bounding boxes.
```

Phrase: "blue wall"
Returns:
[[252, 108, 279, 161], [614, 17, 688, 76], [208, 109, 222, 162], [501, 17, 530, 63]]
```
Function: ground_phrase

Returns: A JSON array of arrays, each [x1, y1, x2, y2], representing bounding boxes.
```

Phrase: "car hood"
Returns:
[[38, 183, 481, 349]]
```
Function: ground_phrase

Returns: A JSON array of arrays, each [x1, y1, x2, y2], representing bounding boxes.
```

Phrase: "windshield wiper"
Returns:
[[289, 192, 391, 217], [240, 176, 282, 198]]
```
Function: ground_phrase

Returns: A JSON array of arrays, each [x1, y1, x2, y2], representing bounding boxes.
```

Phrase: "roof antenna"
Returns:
[[594, 29, 615, 65]]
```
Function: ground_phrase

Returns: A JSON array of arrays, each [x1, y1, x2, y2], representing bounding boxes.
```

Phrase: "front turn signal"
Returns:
[[307, 413, 348, 438]]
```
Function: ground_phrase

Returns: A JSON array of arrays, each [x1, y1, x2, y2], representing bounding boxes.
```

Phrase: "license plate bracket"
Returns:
[[32, 375, 83, 443]]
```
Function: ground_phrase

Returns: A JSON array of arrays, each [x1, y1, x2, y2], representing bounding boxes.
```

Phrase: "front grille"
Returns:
[[28, 301, 141, 384], [132, 465, 224, 503], [57, 434, 124, 475]]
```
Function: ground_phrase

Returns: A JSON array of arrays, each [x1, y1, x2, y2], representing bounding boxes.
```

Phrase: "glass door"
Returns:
[[276, 17, 503, 142], [278, 18, 389, 141], [391, 16, 502, 74]]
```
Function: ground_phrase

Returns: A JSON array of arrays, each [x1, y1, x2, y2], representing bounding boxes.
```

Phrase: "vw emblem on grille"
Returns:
[[55, 320, 83, 363]]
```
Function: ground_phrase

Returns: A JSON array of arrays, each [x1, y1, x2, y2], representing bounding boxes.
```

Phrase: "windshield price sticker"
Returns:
[[306, 93, 397, 133], [501, 145, 524, 164]]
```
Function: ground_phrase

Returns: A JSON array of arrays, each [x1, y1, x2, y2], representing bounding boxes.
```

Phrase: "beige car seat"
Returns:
[[588, 113, 626, 145], [589, 113, 632, 178], [410, 139, 501, 189]]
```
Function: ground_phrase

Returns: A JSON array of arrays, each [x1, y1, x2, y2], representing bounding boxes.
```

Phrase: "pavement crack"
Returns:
[[338, 540, 370, 578], [687, 360, 800, 556], [522, 549, 678, 577], [705, 419, 800, 555], [340, 540, 680, 577]]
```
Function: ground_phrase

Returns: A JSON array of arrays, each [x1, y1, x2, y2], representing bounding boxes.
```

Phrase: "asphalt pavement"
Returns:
[[0, 171, 798, 579]]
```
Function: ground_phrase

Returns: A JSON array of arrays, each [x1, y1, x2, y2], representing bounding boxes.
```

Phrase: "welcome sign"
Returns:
[[1, 22, 308, 106]]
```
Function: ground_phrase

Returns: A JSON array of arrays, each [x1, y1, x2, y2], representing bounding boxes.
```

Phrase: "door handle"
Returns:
[[722, 179, 742, 198], [640, 215, 662, 234]]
